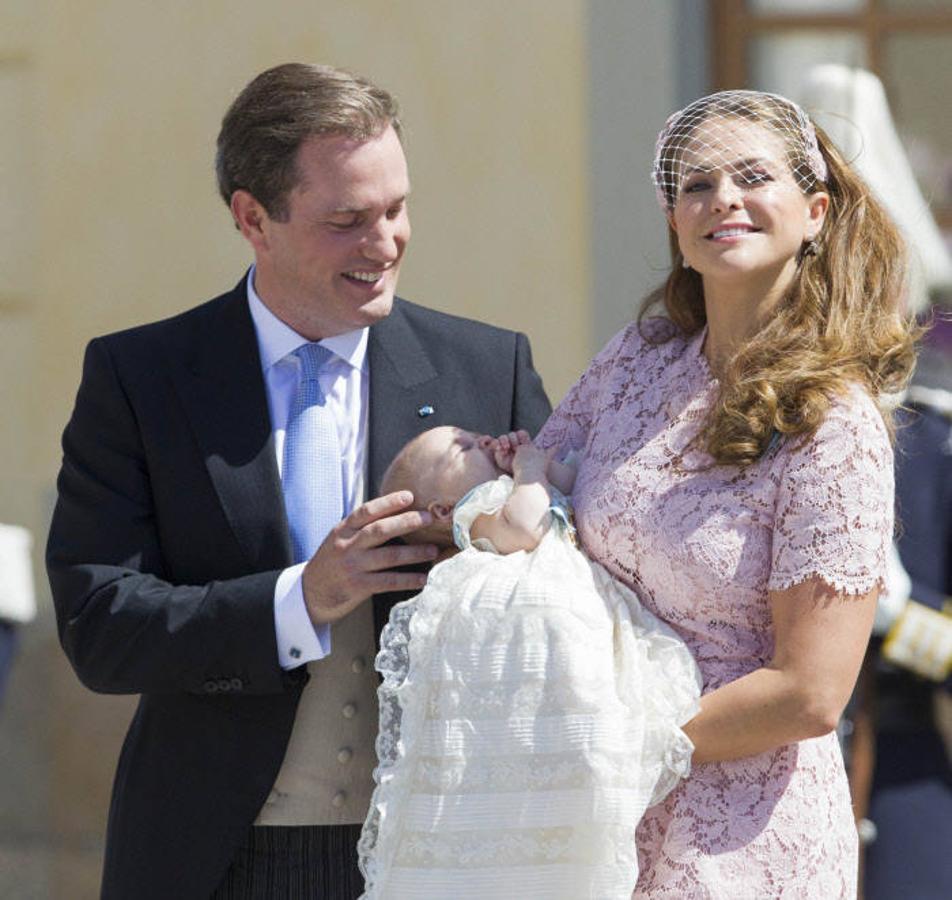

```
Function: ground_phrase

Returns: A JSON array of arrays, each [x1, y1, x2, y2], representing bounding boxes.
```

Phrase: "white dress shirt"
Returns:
[[245, 268, 370, 668]]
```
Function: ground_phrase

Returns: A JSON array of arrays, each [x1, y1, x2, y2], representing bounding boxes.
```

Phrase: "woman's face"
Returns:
[[669, 116, 827, 295]]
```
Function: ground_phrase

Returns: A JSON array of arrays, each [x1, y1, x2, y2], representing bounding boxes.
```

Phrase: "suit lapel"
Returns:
[[167, 292, 465, 571], [168, 284, 292, 572], [367, 300, 459, 497]]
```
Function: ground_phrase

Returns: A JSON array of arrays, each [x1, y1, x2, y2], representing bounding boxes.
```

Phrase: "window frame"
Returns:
[[712, 0, 952, 88], [711, 0, 952, 227]]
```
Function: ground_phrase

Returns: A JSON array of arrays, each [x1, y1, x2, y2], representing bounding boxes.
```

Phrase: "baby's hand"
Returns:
[[511, 443, 550, 483], [491, 430, 532, 473]]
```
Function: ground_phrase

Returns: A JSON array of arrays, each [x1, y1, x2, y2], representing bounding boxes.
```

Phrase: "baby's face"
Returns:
[[420, 426, 502, 503]]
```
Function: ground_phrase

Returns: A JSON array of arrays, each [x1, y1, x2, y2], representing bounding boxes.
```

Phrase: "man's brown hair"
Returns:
[[215, 63, 402, 220]]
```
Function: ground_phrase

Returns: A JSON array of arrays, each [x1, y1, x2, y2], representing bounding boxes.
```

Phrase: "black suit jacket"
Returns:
[[46, 279, 551, 899]]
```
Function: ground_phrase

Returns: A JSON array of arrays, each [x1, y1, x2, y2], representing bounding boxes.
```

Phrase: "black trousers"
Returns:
[[211, 824, 364, 899]]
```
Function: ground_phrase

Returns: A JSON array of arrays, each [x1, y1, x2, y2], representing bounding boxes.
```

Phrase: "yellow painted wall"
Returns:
[[0, 1, 591, 894]]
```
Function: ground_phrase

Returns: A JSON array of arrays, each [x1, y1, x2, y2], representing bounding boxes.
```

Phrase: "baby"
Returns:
[[379, 425, 576, 554], [358, 426, 701, 900]]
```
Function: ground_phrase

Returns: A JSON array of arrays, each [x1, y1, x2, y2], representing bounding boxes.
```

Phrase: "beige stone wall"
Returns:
[[0, 1, 592, 895]]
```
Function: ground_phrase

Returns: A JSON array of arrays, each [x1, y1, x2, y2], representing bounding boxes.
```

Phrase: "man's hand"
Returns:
[[302, 491, 437, 626], [490, 429, 532, 473]]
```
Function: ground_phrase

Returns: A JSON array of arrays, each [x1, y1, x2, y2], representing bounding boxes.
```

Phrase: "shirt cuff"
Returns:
[[274, 563, 331, 668]]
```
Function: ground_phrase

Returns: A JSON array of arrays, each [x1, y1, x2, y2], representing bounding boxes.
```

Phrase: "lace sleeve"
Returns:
[[769, 388, 894, 596], [535, 324, 635, 458]]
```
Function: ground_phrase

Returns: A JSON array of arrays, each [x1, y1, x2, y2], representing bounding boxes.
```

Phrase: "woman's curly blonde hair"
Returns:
[[642, 95, 919, 466]]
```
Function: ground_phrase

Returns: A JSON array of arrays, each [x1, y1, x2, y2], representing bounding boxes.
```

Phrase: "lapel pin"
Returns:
[[417, 404, 435, 418]]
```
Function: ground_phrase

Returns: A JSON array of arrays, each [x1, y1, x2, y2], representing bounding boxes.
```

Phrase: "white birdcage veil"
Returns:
[[651, 90, 828, 212]]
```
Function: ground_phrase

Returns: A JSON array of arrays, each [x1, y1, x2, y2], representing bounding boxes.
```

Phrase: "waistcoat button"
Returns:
[[337, 747, 353, 764], [342, 702, 357, 719]]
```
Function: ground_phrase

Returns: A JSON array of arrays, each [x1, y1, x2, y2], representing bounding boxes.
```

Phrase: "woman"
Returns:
[[537, 90, 918, 897]]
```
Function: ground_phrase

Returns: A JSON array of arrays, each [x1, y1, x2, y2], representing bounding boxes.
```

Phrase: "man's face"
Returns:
[[251, 124, 411, 339]]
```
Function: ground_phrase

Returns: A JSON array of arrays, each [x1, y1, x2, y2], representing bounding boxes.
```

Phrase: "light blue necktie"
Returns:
[[282, 343, 343, 564]]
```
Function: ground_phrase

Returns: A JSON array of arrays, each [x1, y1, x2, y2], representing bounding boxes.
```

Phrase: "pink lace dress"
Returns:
[[536, 320, 894, 899]]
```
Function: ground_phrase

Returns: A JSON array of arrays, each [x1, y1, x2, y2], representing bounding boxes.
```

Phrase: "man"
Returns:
[[47, 63, 550, 899]]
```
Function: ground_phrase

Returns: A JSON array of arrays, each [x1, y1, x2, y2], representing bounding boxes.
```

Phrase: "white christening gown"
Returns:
[[357, 476, 701, 900]]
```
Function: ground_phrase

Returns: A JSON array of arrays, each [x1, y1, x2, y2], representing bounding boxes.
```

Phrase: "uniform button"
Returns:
[[203, 680, 219, 694], [350, 656, 367, 674], [337, 747, 353, 764], [332, 791, 347, 808], [341, 702, 357, 719]]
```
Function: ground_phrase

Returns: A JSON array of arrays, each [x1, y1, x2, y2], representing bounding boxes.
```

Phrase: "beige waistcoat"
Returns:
[[255, 599, 379, 826]]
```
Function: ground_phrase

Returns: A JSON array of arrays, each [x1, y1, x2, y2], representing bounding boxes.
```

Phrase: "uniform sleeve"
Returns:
[[894, 404, 952, 611], [769, 389, 894, 596]]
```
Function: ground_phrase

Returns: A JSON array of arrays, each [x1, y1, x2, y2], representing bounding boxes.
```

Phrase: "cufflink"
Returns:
[[289, 646, 301, 659], [417, 404, 435, 417]]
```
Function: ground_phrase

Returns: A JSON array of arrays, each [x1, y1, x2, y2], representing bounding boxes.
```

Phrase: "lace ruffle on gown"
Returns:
[[536, 320, 895, 899], [357, 476, 701, 900]]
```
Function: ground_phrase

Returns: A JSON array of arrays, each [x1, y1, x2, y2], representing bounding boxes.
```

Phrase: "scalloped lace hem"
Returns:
[[769, 570, 886, 597]]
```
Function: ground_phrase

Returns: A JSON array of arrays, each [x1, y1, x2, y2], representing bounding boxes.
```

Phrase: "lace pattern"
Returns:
[[536, 320, 891, 897], [357, 476, 700, 899]]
